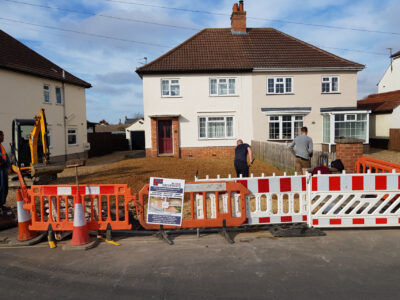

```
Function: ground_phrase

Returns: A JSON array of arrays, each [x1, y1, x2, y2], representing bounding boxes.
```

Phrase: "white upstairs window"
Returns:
[[43, 84, 50, 103], [267, 77, 293, 94], [322, 76, 339, 93], [210, 78, 236, 96], [161, 79, 180, 97]]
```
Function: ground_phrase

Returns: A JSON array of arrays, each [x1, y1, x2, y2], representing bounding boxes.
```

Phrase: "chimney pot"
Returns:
[[231, 1, 246, 33]]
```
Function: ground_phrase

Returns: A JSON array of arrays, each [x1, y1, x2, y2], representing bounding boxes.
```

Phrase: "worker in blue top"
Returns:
[[234, 139, 253, 178], [0, 131, 10, 211]]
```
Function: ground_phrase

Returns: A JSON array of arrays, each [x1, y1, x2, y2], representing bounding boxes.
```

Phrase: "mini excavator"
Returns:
[[10, 109, 64, 181]]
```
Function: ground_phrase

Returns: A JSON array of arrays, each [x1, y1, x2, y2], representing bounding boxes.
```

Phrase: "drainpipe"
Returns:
[[62, 70, 67, 163]]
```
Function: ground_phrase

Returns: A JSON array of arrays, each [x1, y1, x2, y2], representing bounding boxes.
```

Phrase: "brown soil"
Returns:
[[7, 153, 282, 208], [365, 148, 400, 165]]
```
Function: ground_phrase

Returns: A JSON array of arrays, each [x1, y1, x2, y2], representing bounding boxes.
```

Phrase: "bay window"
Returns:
[[198, 116, 234, 139]]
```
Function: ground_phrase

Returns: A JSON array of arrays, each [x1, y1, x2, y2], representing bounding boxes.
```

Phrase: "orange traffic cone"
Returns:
[[16, 189, 38, 241], [71, 188, 91, 246]]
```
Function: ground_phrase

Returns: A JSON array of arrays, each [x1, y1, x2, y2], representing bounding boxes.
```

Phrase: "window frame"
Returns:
[[43, 84, 51, 103], [321, 76, 340, 94], [161, 78, 181, 97], [55, 86, 63, 104], [268, 115, 304, 140], [198, 116, 234, 140], [266, 77, 294, 95], [209, 77, 237, 96], [67, 128, 77, 146]]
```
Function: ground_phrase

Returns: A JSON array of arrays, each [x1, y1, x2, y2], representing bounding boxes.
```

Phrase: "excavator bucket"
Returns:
[[31, 163, 65, 177]]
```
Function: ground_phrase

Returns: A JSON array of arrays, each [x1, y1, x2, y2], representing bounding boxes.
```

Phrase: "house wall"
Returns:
[[252, 71, 358, 150], [0, 68, 89, 161], [378, 58, 400, 93], [369, 107, 400, 139], [125, 119, 145, 139], [142, 73, 253, 153]]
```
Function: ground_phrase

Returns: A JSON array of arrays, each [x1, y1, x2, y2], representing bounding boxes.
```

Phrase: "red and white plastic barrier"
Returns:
[[308, 172, 400, 228], [196, 173, 308, 225]]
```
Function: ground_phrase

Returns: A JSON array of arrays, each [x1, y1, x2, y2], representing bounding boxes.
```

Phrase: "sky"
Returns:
[[1, 0, 399, 123]]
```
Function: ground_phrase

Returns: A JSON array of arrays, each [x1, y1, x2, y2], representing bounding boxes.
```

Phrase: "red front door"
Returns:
[[158, 120, 173, 154]]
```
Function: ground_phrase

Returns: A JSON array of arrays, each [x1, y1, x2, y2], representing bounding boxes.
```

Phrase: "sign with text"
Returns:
[[147, 177, 185, 226]]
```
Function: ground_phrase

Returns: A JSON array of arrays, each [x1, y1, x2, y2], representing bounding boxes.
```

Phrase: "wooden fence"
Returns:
[[251, 140, 336, 173], [88, 132, 129, 157], [389, 129, 400, 151]]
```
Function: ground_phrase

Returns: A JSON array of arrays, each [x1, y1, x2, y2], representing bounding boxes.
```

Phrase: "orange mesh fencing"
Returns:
[[136, 181, 249, 230], [25, 184, 135, 231], [356, 156, 400, 173]]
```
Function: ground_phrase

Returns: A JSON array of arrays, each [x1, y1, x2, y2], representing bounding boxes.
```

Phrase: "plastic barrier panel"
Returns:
[[196, 175, 308, 225], [25, 184, 134, 231], [308, 172, 400, 228], [356, 156, 400, 173], [136, 181, 249, 230]]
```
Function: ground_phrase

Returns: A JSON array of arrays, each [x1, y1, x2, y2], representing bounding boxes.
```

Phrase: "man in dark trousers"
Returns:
[[0, 131, 10, 211], [289, 127, 313, 174], [234, 139, 253, 178]]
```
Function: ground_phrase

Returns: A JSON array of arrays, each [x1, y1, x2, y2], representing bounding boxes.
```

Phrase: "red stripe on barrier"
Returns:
[[243, 218, 249, 224], [329, 176, 341, 191], [259, 217, 270, 223], [100, 186, 115, 194], [258, 179, 269, 193], [376, 218, 387, 224], [398, 176, 400, 189], [281, 216, 292, 222], [352, 176, 364, 191], [375, 176, 387, 190], [71, 186, 85, 195], [302, 215, 307, 221], [353, 218, 364, 225], [329, 219, 341, 225], [312, 177, 318, 191], [398, 218, 400, 224], [43, 187, 57, 194], [237, 180, 248, 188], [280, 178, 291, 192], [302, 177, 306, 191], [313, 219, 318, 225]]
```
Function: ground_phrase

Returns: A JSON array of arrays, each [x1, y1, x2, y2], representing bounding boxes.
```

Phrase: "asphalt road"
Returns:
[[0, 228, 399, 299]]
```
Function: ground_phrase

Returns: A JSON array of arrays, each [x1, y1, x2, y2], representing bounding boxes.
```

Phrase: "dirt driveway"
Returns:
[[7, 151, 282, 207]]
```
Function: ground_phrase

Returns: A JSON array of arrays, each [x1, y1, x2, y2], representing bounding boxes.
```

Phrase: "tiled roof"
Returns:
[[0, 30, 91, 88], [357, 90, 400, 112], [136, 28, 364, 75], [95, 124, 129, 132], [391, 51, 400, 58]]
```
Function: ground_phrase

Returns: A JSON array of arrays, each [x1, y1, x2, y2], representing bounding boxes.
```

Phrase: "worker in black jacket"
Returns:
[[234, 139, 253, 178]]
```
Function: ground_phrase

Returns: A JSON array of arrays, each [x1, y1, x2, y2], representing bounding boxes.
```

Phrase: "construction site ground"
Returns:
[[6, 150, 283, 207]]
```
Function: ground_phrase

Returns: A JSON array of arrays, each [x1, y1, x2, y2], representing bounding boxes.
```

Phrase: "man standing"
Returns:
[[289, 127, 313, 174], [234, 139, 253, 178], [0, 131, 10, 210]]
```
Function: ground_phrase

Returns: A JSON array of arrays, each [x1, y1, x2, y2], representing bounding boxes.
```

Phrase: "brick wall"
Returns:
[[231, 11, 246, 32], [336, 139, 363, 173], [181, 146, 235, 158], [172, 117, 180, 158]]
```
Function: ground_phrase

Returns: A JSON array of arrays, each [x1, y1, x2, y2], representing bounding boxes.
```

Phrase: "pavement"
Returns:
[[0, 227, 399, 299]]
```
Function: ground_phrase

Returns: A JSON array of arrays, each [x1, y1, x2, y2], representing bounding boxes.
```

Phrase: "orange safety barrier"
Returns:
[[24, 184, 135, 231], [136, 181, 250, 230], [355, 156, 400, 173]]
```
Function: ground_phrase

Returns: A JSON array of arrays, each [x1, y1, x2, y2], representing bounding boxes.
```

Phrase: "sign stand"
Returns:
[[155, 225, 173, 245], [219, 219, 234, 244]]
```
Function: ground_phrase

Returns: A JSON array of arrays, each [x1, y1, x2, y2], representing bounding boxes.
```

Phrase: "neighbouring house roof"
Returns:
[[0, 30, 91, 88], [136, 28, 364, 76], [357, 90, 400, 113], [95, 124, 130, 133], [391, 51, 400, 58]]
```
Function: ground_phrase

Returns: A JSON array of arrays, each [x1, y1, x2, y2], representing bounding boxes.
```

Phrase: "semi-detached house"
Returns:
[[136, 1, 369, 158]]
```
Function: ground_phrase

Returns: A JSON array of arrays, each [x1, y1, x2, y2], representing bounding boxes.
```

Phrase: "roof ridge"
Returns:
[[0, 29, 91, 88], [268, 28, 365, 69], [136, 29, 208, 74]]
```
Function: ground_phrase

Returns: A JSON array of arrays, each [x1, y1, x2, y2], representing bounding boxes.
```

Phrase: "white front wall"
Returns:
[[369, 107, 400, 139], [252, 71, 358, 149], [0, 68, 88, 159], [143, 73, 253, 149], [378, 58, 400, 93]]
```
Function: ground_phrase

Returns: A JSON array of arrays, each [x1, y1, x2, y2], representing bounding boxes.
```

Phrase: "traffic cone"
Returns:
[[71, 188, 91, 246], [16, 189, 38, 242]]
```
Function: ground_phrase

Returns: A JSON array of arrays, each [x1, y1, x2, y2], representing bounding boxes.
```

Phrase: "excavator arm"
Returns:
[[29, 108, 49, 165]]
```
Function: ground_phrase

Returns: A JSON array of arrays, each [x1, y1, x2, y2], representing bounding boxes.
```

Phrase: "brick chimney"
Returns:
[[231, 0, 246, 34]]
